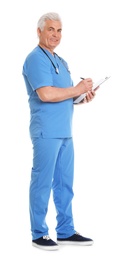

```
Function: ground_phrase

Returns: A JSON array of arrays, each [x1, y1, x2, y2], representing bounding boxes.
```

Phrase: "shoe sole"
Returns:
[[32, 242, 59, 251], [57, 241, 94, 246]]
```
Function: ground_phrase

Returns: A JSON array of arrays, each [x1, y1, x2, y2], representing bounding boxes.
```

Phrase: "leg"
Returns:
[[52, 138, 75, 238], [29, 136, 62, 240]]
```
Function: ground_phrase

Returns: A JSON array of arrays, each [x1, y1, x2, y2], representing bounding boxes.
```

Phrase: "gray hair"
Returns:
[[37, 12, 62, 31]]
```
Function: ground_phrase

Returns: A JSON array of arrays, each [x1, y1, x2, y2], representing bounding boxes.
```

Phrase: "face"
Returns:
[[37, 20, 62, 53]]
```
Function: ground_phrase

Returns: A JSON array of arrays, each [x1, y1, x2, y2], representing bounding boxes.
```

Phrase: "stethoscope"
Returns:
[[38, 45, 70, 74]]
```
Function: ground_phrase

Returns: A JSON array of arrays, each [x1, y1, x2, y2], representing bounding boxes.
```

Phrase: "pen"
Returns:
[[80, 77, 85, 80]]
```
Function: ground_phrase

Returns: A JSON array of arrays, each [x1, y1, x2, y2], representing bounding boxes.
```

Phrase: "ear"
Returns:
[[37, 28, 41, 37]]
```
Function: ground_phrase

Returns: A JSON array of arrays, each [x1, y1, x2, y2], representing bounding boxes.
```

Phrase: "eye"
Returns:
[[48, 27, 54, 31]]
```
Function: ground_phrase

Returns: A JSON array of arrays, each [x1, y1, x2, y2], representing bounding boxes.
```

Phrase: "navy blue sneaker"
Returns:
[[57, 232, 93, 246], [32, 235, 59, 251]]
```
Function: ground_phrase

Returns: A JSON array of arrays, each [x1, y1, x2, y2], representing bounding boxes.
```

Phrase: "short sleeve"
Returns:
[[23, 51, 53, 91]]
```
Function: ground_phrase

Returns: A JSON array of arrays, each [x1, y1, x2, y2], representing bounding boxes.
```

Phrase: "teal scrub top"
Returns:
[[22, 46, 74, 138]]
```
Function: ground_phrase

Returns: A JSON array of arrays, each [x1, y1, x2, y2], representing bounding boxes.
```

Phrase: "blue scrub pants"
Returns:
[[29, 136, 75, 240]]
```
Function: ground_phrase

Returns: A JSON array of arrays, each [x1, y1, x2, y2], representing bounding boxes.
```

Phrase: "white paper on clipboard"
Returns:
[[73, 76, 111, 104]]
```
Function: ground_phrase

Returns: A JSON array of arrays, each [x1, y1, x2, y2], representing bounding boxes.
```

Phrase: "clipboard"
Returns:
[[73, 76, 111, 104]]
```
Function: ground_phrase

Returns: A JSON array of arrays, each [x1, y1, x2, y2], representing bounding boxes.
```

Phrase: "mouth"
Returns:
[[50, 38, 59, 43]]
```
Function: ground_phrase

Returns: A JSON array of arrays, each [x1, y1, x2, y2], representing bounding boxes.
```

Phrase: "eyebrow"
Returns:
[[48, 26, 62, 31]]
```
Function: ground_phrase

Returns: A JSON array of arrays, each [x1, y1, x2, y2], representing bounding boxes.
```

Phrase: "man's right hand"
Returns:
[[75, 78, 93, 96]]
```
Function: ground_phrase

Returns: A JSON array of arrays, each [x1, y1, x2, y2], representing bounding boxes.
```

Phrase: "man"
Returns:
[[22, 12, 96, 251]]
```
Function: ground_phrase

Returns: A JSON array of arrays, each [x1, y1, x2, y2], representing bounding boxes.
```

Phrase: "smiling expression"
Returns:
[[37, 20, 62, 54]]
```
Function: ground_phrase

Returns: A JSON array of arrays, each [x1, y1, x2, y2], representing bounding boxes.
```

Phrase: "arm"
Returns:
[[36, 78, 93, 102]]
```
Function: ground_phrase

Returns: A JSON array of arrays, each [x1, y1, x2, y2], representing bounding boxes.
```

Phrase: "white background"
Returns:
[[0, 0, 122, 259]]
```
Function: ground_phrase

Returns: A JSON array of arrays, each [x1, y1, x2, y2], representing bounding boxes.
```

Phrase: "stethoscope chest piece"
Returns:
[[55, 67, 59, 74]]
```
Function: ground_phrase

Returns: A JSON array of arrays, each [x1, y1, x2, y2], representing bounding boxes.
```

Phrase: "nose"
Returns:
[[52, 30, 58, 37]]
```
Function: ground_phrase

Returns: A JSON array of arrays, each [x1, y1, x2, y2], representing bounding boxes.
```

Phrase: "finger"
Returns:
[[86, 92, 92, 101], [86, 91, 94, 102], [90, 90, 96, 97]]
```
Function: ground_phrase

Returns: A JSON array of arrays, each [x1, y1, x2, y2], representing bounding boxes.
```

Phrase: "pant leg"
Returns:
[[29, 136, 62, 240], [52, 138, 75, 238]]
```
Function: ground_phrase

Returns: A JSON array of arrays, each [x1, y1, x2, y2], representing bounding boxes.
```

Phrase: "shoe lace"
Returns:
[[43, 235, 50, 240]]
